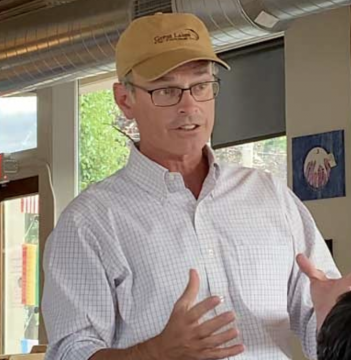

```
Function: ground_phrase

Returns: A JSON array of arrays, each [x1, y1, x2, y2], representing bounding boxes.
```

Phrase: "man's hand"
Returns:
[[296, 253, 351, 330], [149, 269, 244, 360]]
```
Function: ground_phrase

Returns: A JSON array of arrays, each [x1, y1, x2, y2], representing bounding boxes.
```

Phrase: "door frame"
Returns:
[[0, 177, 39, 354], [0, 154, 55, 349]]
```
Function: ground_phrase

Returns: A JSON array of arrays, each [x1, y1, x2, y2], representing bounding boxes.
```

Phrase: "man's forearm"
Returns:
[[89, 336, 160, 360]]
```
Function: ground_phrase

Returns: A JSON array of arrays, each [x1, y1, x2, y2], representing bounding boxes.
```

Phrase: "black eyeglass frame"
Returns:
[[126, 78, 221, 107]]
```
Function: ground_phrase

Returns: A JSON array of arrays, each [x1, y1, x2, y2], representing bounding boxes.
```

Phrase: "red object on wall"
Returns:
[[20, 196, 39, 214]]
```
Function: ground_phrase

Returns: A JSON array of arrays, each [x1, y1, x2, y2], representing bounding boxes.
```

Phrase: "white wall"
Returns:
[[285, 7, 351, 359], [35, 81, 78, 344], [37, 82, 79, 219]]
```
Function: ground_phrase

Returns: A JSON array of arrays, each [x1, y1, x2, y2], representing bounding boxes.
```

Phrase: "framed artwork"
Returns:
[[292, 130, 345, 201]]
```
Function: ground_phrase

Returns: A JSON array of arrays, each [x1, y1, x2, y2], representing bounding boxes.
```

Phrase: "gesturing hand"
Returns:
[[296, 253, 351, 330], [154, 269, 244, 360]]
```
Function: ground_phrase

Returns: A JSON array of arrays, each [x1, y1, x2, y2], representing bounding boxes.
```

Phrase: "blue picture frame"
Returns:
[[292, 130, 345, 201]]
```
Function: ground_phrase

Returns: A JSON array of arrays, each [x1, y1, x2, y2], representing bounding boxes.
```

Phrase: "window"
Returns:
[[78, 88, 138, 191], [0, 96, 37, 153], [214, 136, 287, 183]]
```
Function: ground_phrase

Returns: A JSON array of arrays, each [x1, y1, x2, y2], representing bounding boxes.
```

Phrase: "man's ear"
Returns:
[[113, 82, 135, 120]]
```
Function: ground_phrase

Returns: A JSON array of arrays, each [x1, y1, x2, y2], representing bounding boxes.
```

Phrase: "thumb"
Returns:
[[178, 269, 200, 309], [296, 253, 326, 281]]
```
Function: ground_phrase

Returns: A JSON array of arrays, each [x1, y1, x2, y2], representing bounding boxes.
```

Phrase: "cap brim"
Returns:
[[132, 48, 230, 81]]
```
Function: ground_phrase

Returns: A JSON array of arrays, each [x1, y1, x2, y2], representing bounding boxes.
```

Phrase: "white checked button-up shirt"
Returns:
[[42, 145, 339, 360]]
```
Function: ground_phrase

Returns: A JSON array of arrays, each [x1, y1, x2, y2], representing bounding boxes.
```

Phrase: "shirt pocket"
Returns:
[[233, 245, 292, 317]]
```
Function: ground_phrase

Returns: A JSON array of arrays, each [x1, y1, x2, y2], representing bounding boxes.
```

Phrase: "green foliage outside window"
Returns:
[[79, 90, 130, 191]]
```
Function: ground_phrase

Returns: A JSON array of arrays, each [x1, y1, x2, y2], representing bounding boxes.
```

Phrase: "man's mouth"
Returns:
[[177, 124, 200, 131]]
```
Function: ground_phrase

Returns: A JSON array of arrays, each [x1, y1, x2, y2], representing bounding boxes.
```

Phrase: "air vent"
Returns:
[[132, 0, 173, 19], [45, 0, 79, 3], [0, 0, 80, 22], [2, 0, 351, 95]]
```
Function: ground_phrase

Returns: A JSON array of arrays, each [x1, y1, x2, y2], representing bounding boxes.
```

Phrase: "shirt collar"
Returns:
[[124, 143, 221, 201]]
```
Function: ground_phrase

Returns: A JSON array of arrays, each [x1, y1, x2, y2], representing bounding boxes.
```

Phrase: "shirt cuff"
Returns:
[[46, 338, 108, 360]]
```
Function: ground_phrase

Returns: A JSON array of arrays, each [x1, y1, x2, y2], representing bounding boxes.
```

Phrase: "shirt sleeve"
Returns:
[[274, 178, 341, 360], [42, 204, 117, 360]]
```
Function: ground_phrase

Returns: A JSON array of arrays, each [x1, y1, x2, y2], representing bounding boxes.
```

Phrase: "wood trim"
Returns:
[[0, 177, 38, 202]]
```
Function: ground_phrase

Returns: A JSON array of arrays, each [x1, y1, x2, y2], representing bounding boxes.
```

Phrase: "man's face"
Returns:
[[114, 61, 217, 160]]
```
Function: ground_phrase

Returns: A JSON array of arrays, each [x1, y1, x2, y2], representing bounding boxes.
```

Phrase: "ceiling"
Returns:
[[0, 0, 80, 21], [1, 0, 351, 95]]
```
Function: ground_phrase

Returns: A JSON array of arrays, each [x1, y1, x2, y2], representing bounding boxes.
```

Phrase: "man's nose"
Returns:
[[177, 89, 199, 115]]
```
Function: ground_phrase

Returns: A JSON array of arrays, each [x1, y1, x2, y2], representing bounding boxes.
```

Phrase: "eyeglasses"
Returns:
[[126, 79, 221, 107]]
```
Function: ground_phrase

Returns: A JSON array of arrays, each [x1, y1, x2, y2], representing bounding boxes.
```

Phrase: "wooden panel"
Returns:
[[0, 177, 38, 202]]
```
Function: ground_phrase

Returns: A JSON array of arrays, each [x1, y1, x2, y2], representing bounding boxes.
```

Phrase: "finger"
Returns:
[[200, 327, 239, 349], [176, 269, 200, 310], [296, 254, 326, 281], [196, 311, 235, 338], [202, 344, 245, 360], [186, 296, 223, 324]]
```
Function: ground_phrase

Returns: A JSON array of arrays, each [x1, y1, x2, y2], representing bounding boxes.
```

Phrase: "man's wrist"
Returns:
[[135, 334, 163, 360]]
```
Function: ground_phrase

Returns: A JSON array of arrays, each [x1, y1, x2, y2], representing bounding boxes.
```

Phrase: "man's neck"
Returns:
[[180, 156, 209, 199], [138, 144, 209, 199]]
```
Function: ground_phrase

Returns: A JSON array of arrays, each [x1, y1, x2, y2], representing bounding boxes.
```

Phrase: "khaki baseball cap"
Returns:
[[116, 12, 230, 81]]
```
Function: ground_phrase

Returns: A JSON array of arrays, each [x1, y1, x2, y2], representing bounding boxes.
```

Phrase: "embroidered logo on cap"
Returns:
[[154, 29, 200, 44]]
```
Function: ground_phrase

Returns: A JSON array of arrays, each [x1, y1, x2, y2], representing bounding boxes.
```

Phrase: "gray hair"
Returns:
[[120, 72, 134, 88], [211, 62, 219, 76], [119, 72, 136, 104]]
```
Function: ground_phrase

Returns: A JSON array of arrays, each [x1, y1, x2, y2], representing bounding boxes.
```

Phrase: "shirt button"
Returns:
[[208, 248, 215, 257], [168, 173, 175, 181]]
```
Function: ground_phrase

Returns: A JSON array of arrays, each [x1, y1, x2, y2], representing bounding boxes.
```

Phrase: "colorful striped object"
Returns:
[[21, 195, 39, 214], [22, 244, 39, 306]]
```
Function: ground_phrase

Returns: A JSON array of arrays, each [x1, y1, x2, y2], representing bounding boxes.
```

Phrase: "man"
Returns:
[[317, 291, 351, 360], [42, 12, 351, 360]]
